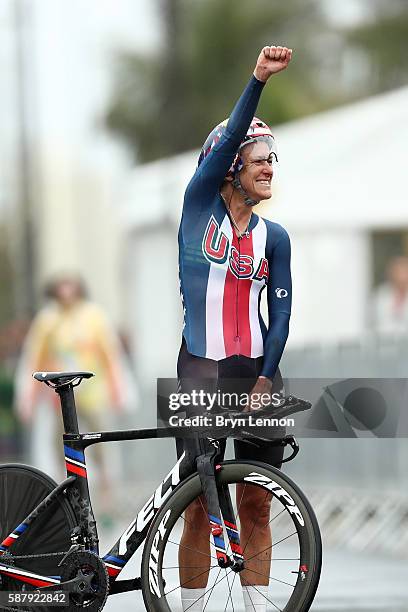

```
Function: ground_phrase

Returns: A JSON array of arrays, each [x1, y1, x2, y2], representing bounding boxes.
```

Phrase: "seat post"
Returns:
[[56, 384, 80, 434]]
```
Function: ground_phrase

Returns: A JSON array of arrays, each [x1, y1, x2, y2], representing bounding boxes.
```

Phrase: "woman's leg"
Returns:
[[225, 363, 284, 610]]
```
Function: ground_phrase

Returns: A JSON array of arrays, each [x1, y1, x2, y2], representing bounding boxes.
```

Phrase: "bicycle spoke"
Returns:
[[223, 571, 238, 612], [221, 542, 238, 611], [164, 566, 218, 597], [238, 488, 271, 557], [182, 568, 235, 612], [213, 493, 238, 612], [267, 506, 286, 526], [236, 483, 246, 514], [246, 531, 298, 562], [270, 531, 298, 549], [243, 579, 258, 612], [241, 577, 284, 612], [198, 494, 208, 521], [180, 513, 195, 529], [262, 557, 300, 561], [163, 565, 219, 570], [203, 566, 223, 612], [167, 539, 218, 561], [243, 566, 296, 588], [223, 567, 235, 612]]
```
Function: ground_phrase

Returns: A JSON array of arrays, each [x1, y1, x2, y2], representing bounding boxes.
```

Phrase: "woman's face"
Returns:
[[54, 279, 81, 306], [238, 140, 274, 202]]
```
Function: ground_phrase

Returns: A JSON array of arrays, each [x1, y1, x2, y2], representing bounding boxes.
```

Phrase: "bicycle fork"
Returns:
[[196, 444, 244, 572]]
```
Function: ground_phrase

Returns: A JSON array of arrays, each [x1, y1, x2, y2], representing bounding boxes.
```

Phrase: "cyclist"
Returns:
[[177, 45, 293, 612]]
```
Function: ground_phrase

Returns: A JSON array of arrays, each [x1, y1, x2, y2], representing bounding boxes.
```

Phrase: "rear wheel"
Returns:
[[0, 464, 79, 611], [141, 460, 321, 612]]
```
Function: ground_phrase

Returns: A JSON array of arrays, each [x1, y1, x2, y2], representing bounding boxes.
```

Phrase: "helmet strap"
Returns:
[[232, 176, 259, 207]]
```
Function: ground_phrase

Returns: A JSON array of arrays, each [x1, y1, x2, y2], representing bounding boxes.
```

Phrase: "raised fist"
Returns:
[[254, 46, 293, 82]]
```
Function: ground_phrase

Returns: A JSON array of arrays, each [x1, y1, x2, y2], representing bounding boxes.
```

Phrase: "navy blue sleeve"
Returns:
[[261, 225, 292, 380], [183, 76, 265, 215]]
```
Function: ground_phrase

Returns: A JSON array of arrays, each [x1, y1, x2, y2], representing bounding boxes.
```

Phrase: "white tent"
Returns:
[[272, 85, 407, 229]]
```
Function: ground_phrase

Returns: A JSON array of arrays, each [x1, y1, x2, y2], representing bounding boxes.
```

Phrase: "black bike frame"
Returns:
[[0, 380, 295, 591], [0, 383, 192, 590]]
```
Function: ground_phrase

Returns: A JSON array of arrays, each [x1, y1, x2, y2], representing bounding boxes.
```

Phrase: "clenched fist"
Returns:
[[253, 45, 292, 82]]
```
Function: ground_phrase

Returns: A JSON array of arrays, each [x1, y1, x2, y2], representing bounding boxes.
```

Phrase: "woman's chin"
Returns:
[[255, 188, 272, 201]]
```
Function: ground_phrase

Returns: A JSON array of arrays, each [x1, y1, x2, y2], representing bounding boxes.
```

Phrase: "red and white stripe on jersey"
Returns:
[[223, 228, 252, 357], [204, 216, 267, 360], [205, 215, 233, 359]]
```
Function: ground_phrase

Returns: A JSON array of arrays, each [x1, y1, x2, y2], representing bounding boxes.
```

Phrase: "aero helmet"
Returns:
[[198, 117, 277, 206]]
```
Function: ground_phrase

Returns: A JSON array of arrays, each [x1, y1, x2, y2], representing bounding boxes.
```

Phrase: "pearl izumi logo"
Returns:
[[275, 288, 288, 298]]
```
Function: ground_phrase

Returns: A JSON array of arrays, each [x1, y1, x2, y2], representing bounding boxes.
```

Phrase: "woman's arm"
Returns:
[[246, 226, 291, 408], [184, 46, 292, 212], [260, 225, 292, 380]]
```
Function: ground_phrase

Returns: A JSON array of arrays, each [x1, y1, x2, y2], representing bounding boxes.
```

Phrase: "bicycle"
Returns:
[[0, 371, 321, 611]]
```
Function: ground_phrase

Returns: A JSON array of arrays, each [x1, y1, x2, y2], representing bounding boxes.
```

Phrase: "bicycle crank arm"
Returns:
[[109, 577, 142, 594], [38, 576, 85, 592]]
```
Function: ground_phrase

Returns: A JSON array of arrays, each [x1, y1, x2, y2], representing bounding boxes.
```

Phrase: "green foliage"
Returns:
[[105, 0, 408, 163], [341, 0, 408, 97], [347, 13, 408, 93], [105, 0, 325, 162]]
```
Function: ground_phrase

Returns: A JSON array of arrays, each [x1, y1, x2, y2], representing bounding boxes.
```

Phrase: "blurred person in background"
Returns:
[[177, 45, 292, 612], [14, 273, 134, 520], [371, 256, 408, 335]]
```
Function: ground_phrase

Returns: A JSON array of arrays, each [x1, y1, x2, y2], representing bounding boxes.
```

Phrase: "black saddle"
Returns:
[[33, 371, 94, 388]]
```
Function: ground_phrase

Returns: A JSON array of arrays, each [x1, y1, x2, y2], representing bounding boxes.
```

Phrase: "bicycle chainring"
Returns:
[[60, 550, 108, 611]]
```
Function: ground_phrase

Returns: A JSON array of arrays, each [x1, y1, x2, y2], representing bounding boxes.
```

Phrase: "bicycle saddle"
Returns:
[[33, 371, 94, 387]]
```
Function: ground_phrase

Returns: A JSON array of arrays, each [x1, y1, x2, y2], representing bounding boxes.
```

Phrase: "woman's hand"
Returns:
[[244, 376, 273, 412], [254, 46, 292, 82]]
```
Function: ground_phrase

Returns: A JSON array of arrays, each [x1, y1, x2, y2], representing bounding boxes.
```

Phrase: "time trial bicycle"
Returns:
[[0, 371, 321, 611]]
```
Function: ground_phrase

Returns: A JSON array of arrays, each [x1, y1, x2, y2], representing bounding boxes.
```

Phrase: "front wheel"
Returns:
[[141, 460, 321, 612]]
